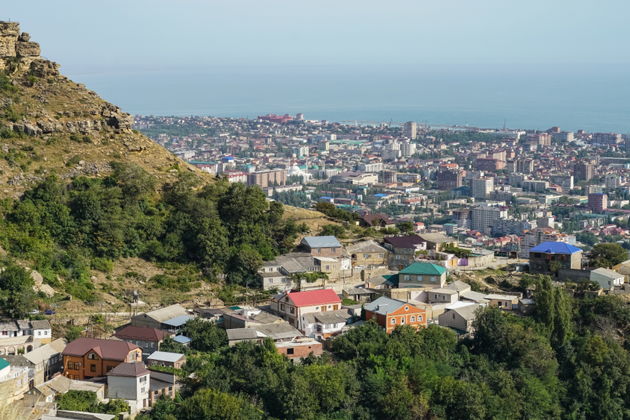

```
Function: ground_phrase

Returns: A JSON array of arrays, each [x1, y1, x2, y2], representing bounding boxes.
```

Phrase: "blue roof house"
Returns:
[[529, 241, 583, 275]]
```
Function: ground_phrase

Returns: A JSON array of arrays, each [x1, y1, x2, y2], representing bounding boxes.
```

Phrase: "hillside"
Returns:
[[0, 21, 207, 198]]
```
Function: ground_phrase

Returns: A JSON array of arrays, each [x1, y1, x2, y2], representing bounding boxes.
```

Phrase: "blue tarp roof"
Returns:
[[530, 242, 582, 255]]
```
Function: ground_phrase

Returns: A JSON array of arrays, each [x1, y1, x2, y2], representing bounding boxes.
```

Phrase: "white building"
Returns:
[[472, 177, 494, 199], [106, 362, 150, 413], [590, 268, 624, 291], [471, 204, 508, 235]]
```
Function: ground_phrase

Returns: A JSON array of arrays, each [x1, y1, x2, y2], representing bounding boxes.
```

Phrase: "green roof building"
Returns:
[[398, 262, 447, 288]]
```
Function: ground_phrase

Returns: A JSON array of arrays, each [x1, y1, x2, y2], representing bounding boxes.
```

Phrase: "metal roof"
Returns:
[[400, 262, 447, 276], [364, 296, 407, 316], [530, 241, 582, 254], [147, 351, 185, 363], [301, 236, 342, 249]]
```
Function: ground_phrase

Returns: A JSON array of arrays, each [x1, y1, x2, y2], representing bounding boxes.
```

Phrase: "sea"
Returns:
[[68, 64, 630, 133]]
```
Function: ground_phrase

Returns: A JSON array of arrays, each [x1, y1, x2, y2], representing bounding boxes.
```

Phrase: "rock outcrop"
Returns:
[[0, 21, 207, 197]]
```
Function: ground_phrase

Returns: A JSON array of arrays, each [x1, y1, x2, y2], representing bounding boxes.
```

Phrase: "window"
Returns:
[[390, 318, 396, 325], [87, 353, 98, 360], [418, 316, 423, 322], [90, 364, 96, 372], [280, 304, 285, 311], [404, 306, 409, 311], [410, 316, 416, 322], [140, 376, 147, 383], [403, 275, 410, 281], [401, 318, 405, 324], [287, 348, 294, 355], [290, 307, 295, 314]]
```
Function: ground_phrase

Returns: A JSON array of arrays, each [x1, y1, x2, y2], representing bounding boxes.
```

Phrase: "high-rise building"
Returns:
[[400, 141, 417, 157], [605, 174, 621, 189], [437, 170, 464, 190], [472, 177, 494, 199], [574, 162, 594, 181], [471, 204, 508, 235], [516, 159, 534, 174], [247, 169, 287, 188], [403, 121, 417, 140], [588, 193, 608, 213]]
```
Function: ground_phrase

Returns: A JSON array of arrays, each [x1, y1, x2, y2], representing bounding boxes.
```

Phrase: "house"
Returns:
[[0, 319, 52, 355], [590, 267, 625, 291], [130, 304, 191, 331], [398, 262, 447, 288], [275, 338, 323, 360], [364, 296, 427, 333], [23, 374, 106, 411], [438, 303, 481, 334], [359, 213, 395, 230], [427, 288, 459, 304], [529, 241, 582, 275], [445, 280, 472, 295], [301, 310, 352, 339], [347, 240, 388, 268], [106, 362, 150, 413], [300, 236, 344, 257], [342, 287, 382, 303], [226, 322, 302, 347], [222, 307, 285, 329], [270, 289, 342, 331], [485, 294, 519, 310], [383, 235, 426, 269], [146, 351, 186, 369], [0, 357, 29, 403], [8, 337, 66, 386], [62, 338, 142, 380], [114, 325, 167, 356], [259, 252, 315, 291], [148, 369, 179, 405], [418, 233, 456, 252]]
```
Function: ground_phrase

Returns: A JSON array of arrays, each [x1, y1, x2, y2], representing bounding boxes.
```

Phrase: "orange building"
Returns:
[[364, 296, 427, 334], [62, 338, 142, 380]]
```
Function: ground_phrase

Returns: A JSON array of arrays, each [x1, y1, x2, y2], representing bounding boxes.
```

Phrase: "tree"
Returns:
[[179, 388, 263, 420], [590, 243, 628, 268], [183, 318, 228, 353], [0, 264, 35, 318]]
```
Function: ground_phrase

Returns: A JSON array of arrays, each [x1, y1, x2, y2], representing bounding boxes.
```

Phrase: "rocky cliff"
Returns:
[[0, 21, 204, 196]]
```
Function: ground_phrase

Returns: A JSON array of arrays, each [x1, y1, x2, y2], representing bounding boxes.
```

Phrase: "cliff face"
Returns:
[[0, 21, 205, 197]]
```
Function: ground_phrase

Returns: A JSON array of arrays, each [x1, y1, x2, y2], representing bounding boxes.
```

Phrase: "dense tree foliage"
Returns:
[[57, 390, 129, 415], [0, 263, 35, 318], [590, 242, 628, 268], [138, 278, 630, 420], [0, 166, 306, 300]]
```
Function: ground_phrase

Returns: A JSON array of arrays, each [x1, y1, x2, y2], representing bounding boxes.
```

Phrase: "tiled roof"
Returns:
[[286, 289, 341, 307], [62, 338, 139, 361], [115, 325, 166, 342], [383, 235, 424, 249], [106, 361, 149, 377], [400, 262, 447, 276], [530, 241, 582, 254]]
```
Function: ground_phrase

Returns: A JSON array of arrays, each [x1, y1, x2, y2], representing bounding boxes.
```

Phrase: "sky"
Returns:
[[3, 1, 630, 131], [4, 0, 629, 73]]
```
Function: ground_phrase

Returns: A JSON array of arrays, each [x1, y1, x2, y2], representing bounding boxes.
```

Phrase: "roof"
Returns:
[[346, 240, 387, 254], [163, 315, 193, 327], [173, 335, 192, 344], [400, 262, 447, 276], [0, 358, 8, 370], [147, 351, 185, 363], [445, 280, 471, 292], [286, 289, 341, 307], [460, 290, 489, 303], [227, 328, 266, 341], [428, 288, 458, 295], [310, 311, 351, 325], [447, 304, 480, 320], [24, 338, 67, 365], [530, 241, 582, 255], [115, 325, 166, 342], [591, 267, 624, 280], [106, 361, 149, 378], [364, 296, 408, 316], [140, 304, 188, 323], [62, 338, 139, 360], [418, 233, 453, 244], [384, 235, 424, 249], [301, 236, 342, 249], [30, 320, 52, 330]]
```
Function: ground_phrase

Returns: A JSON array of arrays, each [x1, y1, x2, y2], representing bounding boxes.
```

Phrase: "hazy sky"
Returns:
[[3, 0, 629, 74]]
